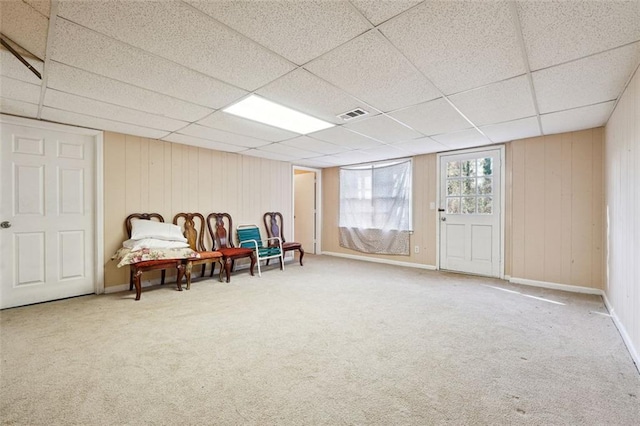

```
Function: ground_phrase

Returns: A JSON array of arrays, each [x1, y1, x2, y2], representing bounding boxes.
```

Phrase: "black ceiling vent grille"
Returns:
[[338, 108, 369, 121]]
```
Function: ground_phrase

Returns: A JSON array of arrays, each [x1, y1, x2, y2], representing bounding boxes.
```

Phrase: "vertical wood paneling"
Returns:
[[147, 139, 164, 213], [605, 67, 639, 364], [570, 130, 594, 286], [103, 134, 291, 287], [524, 139, 545, 281], [591, 128, 604, 288], [511, 141, 526, 277], [543, 135, 563, 283], [504, 144, 512, 277], [560, 133, 573, 285], [124, 135, 141, 213], [103, 132, 127, 286]]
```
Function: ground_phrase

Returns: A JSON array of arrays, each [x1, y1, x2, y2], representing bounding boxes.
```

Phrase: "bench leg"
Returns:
[[299, 248, 304, 266]]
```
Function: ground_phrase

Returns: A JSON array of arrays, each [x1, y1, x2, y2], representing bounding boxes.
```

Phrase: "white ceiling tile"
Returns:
[[380, 1, 525, 94], [449, 75, 536, 126], [305, 30, 440, 112], [0, 0, 48, 59], [43, 89, 189, 132], [310, 126, 384, 150], [517, 0, 640, 70], [323, 150, 379, 166], [257, 68, 381, 125], [196, 111, 298, 142], [162, 133, 247, 153], [187, 0, 371, 65], [179, 124, 270, 148], [292, 157, 337, 168], [47, 62, 214, 122], [388, 98, 471, 136], [480, 117, 541, 143], [351, 0, 423, 26], [533, 43, 640, 114], [281, 136, 350, 155], [57, 0, 295, 91], [541, 102, 614, 135], [431, 129, 492, 150], [41, 107, 170, 139], [242, 149, 296, 162], [1, 76, 41, 104], [0, 50, 43, 85], [24, 1, 50, 17], [0, 97, 39, 118], [393, 137, 448, 155], [51, 19, 247, 109], [361, 144, 410, 162], [344, 114, 422, 143], [259, 143, 319, 159]]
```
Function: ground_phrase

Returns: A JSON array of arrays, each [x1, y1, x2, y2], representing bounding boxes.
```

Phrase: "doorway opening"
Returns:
[[293, 166, 321, 255]]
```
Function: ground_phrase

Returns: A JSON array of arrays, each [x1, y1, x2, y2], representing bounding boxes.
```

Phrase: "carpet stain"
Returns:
[[516, 408, 526, 415]]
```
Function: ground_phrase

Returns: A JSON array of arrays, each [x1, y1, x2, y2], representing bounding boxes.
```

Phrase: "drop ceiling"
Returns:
[[1, 0, 639, 168]]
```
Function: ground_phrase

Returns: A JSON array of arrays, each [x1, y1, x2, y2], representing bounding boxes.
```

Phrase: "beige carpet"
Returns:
[[1, 255, 638, 425]]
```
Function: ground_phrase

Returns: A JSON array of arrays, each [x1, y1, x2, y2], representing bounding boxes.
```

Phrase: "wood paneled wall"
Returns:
[[322, 154, 438, 267], [604, 67, 639, 363], [506, 129, 605, 289], [103, 132, 292, 288], [321, 131, 605, 290]]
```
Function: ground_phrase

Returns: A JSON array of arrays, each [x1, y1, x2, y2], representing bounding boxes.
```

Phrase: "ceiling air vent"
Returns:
[[338, 108, 369, 121]]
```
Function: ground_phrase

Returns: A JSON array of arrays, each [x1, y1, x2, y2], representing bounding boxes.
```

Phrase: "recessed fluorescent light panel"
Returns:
[[223, 95, 334, 134]]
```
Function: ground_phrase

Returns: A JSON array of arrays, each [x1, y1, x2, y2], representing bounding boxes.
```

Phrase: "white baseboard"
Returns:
[[602, 293, 640, 373], [322, 251, 436, 271], [508, 276, 604, 295]]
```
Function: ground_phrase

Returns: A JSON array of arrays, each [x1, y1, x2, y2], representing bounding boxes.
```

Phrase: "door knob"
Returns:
[[0, 221, 11, 229], [440, 217, 446, 222]]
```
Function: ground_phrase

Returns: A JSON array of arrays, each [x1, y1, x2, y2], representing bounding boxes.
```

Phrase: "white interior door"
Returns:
[[294, 172, 316, 254], [439, 148, 503, 277], [0, 122, 96, 308]]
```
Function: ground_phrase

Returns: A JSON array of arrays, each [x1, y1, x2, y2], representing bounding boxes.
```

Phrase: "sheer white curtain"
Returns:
[[339, 159, 412, 255]]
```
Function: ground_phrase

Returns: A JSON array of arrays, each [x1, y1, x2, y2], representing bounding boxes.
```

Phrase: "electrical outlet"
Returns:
[[414, 245, 420, 254]]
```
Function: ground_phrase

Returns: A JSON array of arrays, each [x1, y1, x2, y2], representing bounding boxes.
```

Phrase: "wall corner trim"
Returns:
[[322, 251, 437, 270], [602, 292, 640, 374]]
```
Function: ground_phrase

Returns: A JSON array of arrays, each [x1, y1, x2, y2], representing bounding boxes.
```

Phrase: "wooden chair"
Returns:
[[206, 213, 256, 283], [263, 212, 304, 266], [237, 224, 284, 277], [173, 213, 224, 289], [125, 213, 185, 301]]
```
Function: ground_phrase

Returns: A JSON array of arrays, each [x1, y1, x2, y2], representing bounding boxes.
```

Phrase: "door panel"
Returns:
[[1, 123, 95, 308], [439, 148, 502, 277]]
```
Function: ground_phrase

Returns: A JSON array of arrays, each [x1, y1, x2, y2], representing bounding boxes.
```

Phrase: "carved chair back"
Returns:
[[125, 213, 164, 238], [263, 212, 286, 244], [173, 213, 208, 252], [206, 213, 236, 250]]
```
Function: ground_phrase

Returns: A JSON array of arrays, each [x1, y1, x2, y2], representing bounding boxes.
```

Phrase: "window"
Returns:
[[445, 157, 493, 215], [338, 159, 412, 255]]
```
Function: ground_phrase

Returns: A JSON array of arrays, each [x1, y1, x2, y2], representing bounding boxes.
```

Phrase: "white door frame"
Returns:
[[0, 114, 105, 295], [435, 145, 506, 279], [292, 165, 321, 255]]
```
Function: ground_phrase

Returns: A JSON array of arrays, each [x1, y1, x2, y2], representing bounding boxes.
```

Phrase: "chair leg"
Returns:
[[134, 269, 142, 301], [298, 247, 304, 266], [200, 264, 206, 278], [217, 259, 224, 282], [249, 253, 256, 276], [129, 268, 134, 291], [176, 264, 184, 292], [161, 270, 166, 285], [224, 258, 232, 283], [184, 261, 192, 290]]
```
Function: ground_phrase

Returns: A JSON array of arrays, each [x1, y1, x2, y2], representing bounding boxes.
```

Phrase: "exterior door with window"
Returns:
[[439, 148, 502, 277]]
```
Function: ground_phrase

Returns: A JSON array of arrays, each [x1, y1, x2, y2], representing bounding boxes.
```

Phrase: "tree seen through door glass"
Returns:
[[444, 157, 493, 215]]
